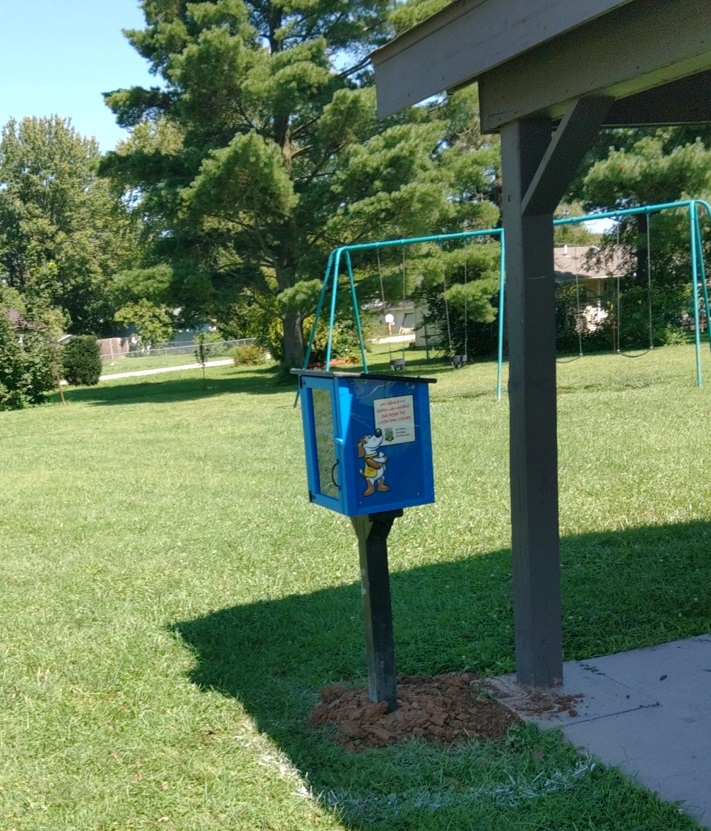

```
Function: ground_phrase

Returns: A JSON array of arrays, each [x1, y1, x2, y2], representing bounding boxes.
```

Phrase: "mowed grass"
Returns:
[[99, 352, 231, 375], [1, 344, 710, 830]]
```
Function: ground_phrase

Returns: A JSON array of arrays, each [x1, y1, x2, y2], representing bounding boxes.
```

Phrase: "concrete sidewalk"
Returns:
[[99, 358, 232, 381], [492, 635, 711, 827]]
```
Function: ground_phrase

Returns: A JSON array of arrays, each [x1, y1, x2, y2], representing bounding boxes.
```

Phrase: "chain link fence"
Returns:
[[126, 337, 256, 359], [99, 336, 258, 362]]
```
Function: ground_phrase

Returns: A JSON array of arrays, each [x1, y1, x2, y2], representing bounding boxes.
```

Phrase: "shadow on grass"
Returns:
[[57, 358, 499, 408], [172, 519, 711, 829], [54, 365, 294, 406], [359, 351, 500, 376]]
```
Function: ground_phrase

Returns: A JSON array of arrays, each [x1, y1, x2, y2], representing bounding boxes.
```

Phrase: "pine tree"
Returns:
[[102, 0, 501, 368]]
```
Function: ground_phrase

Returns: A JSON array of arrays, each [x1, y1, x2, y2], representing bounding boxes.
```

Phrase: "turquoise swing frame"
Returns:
[[302, 199, 711, 395]]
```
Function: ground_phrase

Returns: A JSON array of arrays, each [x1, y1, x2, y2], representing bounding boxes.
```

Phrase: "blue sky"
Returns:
[[1, 0, 156, 152]]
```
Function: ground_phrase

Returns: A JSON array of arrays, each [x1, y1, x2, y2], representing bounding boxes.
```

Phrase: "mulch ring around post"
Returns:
[[310, 673, 518, 752], [310, 672, 586, 752]]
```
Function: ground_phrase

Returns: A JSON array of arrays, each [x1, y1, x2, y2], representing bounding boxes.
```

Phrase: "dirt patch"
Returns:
[[310, 673, 522, 752]]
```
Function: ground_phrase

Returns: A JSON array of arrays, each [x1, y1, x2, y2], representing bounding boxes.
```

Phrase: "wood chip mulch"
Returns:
[[309, 672, 522, 752]]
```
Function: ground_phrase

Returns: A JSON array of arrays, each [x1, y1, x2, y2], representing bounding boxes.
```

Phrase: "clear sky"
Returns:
[[0, 0, 157, 152]]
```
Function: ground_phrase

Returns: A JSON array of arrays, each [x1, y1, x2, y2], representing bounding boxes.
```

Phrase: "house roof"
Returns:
[[4, 307, 33, 330], [553, 245, 626, 283]]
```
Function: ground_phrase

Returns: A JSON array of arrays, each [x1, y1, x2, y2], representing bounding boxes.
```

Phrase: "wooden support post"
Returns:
[[501, 117, 563, 688], [351, 510, 402, 711]]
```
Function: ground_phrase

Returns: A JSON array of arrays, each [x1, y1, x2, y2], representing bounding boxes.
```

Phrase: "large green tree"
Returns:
[[0, 116, 135, 334], [582, 131, 711, 210], [0, 116, 138, 335], [102, 0, 500, 367]]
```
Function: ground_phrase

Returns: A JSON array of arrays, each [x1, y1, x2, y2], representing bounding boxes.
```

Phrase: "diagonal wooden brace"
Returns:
[[522, 96, 613, 217]]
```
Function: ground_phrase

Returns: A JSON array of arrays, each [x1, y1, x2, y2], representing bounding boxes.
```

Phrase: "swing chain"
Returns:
[[615, 211, 655, 358]]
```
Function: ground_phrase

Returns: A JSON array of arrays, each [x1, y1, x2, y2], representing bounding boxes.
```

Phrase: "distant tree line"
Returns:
[[1, 0, 711, 409]]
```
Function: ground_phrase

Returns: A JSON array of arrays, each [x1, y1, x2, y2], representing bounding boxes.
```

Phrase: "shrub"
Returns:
[[0, 315, 56, 411], [230, 343, 267, 366], [306, 319, 367, 364], [61, 336, 102, 386]]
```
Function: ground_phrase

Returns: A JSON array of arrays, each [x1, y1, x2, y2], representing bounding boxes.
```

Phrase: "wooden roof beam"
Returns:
[[479, 0, 711, 130], [603, 72, 711, 126], [371, 0, 632, 119]]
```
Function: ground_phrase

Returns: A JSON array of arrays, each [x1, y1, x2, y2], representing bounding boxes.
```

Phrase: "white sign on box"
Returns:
[[374, 395, 415, 444]]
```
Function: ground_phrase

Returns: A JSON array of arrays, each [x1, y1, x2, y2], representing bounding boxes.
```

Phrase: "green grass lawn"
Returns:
[[2, 344, 710, 829], [100, 352, 234, 375]]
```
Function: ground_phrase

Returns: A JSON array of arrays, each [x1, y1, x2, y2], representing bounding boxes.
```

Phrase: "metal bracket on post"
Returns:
[[351, 509, 403, 712]]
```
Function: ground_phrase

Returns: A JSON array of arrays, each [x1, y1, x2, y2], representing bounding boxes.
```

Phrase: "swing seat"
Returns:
[[390, 358, 406, 371], [450, 354, 467, 369]]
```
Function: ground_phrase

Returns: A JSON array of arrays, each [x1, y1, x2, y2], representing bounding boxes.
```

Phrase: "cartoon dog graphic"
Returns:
[[358, 428, 391, 497]]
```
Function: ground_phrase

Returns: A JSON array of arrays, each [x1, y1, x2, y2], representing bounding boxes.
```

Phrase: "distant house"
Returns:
[[413, 305, 440, 352], [364, 299, 417, 340], [380, 300, 416, 336], [412, 244, 629, 347], [554, 244, 626, 292], [554, 244, 627, 333], [3, 308, 40, 342]]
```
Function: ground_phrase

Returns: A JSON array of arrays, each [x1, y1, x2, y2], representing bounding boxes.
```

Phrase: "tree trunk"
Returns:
[[282, 308, 304, 368], [274, 231, 303, 369]]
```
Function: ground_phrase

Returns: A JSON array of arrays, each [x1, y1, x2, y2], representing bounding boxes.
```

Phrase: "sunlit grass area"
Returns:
[[100, 351, 206, 373], [100, 351, 241, 375], [2, 344, 710, 829]]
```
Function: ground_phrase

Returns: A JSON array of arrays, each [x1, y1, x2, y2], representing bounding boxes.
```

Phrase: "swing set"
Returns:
[[379, 243, 473, 370], [302, 198, 711, 395], [442, 256, 470, 369], [612, 214, 655, 359], [552, 199, 711, 383], [555, 210, 655, 364], [303, 226, 504, 373], [375, 249, 408, 371]]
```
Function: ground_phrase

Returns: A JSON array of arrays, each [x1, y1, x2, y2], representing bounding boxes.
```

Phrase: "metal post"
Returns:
[[351, 510, 402, 711], [496, 233, 506, 401], [692, 202, 711, 360], [326, 248, 344, 371], [690, 207, 703, 388], [345, 250, 369, 371]]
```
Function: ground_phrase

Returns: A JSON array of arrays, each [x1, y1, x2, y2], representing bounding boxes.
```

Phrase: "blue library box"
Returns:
[[293, 370, 436, 516]]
